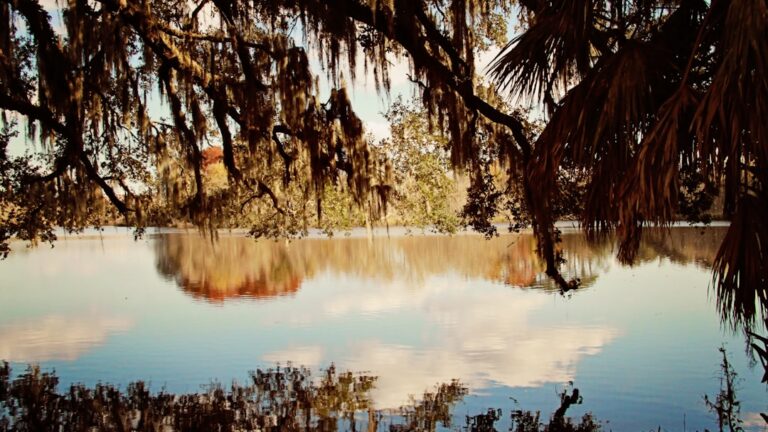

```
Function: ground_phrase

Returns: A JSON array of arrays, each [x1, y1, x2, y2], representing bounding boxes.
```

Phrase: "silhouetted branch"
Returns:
[[78, 150, 130, 214], [241, 180, 284, 214], [0, 93, 67, 136], [211, 89, 242, 181], [272, 124, 295, 184]]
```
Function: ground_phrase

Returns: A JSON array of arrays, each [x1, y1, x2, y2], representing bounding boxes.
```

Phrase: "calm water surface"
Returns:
[[1, 227, 766, 430]]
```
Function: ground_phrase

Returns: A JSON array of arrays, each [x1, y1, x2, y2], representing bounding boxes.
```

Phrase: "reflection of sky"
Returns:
[[0, 315, 133, 362], [0, 229, 766, 431], [259, 273, 617, 408]]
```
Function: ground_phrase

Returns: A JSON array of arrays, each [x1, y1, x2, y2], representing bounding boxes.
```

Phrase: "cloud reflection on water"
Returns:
[[148, 228, 726, 408], [259, 275, 617, 408], [0, 315, 133, 362]]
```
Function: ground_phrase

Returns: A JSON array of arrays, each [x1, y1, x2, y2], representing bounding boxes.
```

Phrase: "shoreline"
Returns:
[[7, 221, 732, 243]]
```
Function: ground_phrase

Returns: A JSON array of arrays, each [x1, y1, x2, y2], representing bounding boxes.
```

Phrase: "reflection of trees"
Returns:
[[0, 363, 376, 432], [394, 380, 467, 432], [0, 363, 599, 432], [155, 236, 305, 301], [634, 227, 725, 268], [154, 228, 727, 302]]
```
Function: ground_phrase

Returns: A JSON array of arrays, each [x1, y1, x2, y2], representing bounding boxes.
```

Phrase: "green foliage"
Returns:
[[382, 99, 461, 234], [678, 164, 718, 225], [462, 166, 503, 238], [317, 183, 367, 235], [0, 121, 119, 254]]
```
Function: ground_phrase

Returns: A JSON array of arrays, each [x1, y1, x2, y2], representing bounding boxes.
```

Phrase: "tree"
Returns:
[[1, 0, 766, 325], [381, 98, 461, 234], [489, 0, 768, 326]]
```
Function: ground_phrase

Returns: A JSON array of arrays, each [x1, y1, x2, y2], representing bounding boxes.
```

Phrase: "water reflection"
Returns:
[[151, 231, 630, 408], [155, 237, 303, 301], [0, 363, 599, 432], [0, 315, 133, 362], [635, 227, 724, 268], [3, 226, 756, 431], [154, 227, 725, 302]]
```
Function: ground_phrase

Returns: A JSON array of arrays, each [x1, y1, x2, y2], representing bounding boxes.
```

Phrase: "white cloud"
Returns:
[[345, 325, 615, 409], [742, 412, 768, 431]]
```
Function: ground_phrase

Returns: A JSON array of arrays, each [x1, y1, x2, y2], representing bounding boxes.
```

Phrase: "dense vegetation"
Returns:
[[1, 0, 767, 325], [185, 98, 465, 237]]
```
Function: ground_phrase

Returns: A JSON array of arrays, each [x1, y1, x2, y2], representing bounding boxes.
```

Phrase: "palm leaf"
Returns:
[[487, 0, 597, 104], [713, 193, 768, 328]]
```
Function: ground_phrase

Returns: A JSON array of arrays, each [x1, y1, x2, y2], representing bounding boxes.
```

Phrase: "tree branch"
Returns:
[[272, 124, 296, 184], [96, 0, 219, 88], [157, 24, 275, 56], [311, 0, 533, 158], [211, 88, 242, 181], [413, 5, 468, 76], [78, 150, 130, 214], [240, 180, 284, 214], [0, 93, 67, 135], [159, 64, 205, 205], [187, 0, 210, 25]]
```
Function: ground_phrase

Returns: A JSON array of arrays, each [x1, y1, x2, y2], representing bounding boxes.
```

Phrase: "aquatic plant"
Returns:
[[704, 348, 745, 432]]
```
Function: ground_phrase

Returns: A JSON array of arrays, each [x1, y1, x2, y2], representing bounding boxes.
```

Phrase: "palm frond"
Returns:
[[532, 41, 666, 240], [487, 0, 597, 104], [616, 86, 699, 262], [713, 193, 768, 328], [694, 0, 768, 217]]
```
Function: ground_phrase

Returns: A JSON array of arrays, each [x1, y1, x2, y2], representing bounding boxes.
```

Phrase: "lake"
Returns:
[[1, 226, 766, 430]]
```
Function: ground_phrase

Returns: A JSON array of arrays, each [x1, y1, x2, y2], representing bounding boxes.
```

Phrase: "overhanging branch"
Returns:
[[307, 0, 533, 158]]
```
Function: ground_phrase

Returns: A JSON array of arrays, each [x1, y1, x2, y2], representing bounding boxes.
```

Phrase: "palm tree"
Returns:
[[489, 0, 768, 328]]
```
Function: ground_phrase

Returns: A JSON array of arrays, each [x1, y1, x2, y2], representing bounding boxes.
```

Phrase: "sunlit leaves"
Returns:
[[382, 98, 461, 234]]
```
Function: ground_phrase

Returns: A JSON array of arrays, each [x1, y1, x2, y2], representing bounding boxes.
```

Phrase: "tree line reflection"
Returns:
[[154, 228, 725, 302], [0, 363, 599, 432]]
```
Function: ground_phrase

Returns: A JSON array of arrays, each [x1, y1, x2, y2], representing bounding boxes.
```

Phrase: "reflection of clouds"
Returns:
[[262, 345, 325, 368], [345, 327, 614, 409], [0, 315, 133, 362], [742, 412, 768, 431], [319, 275, 429, 318], [262, 276, 618, 408]]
